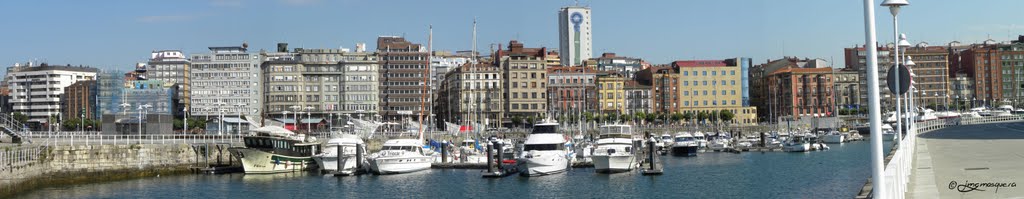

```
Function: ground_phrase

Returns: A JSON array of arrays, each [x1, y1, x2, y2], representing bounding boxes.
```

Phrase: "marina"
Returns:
[[13, 139, 889, 199]]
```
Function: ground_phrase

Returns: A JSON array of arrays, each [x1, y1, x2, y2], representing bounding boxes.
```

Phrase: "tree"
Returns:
[[645, 113, 657, 123], [12, 112, 29, 124], [697, 111, 709, 124], [670, 113, 683, 124], [583, 112, 595, 123], [719, 110, 735, 123], [511, 115, 523, 128], [623, 113, 635, 123], [62, 118, 98, 131], [682, 112, 695, 123], [605, 113, 618, 122], [526, 116, 537, 125]]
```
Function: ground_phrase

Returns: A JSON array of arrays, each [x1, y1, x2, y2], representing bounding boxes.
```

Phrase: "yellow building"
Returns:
[[674, 59, 757, 125], [597, 72, 626, 114]]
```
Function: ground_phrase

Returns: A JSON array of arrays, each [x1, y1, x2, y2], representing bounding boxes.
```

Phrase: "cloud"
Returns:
[[136, 15, 201, 23], [210, 0, 244, 7], [279, 0, 322, 6]]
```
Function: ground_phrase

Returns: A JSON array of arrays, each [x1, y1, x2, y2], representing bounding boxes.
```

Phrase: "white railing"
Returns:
[[879, 115, 1024, 199], [22, 132, 245, 146], [0, 145, 43, 174]]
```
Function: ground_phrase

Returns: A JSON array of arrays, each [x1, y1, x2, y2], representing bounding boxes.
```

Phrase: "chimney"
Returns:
[[277, 43, 289, 53]]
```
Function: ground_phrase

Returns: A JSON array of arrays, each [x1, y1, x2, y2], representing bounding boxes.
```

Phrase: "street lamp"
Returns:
[[137, 103, 152, 143], [883, 0, 909, 136], [290, 105, 302, 130], [214, 101, 227, 135], [234, 103, 246, 134], [905, 55, 916, 127], [305, 106, 314, 132]]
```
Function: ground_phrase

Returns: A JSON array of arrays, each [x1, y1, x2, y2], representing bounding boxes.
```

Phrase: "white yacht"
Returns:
[[230, 126, 320, 174], [659, 134, 674, 148], [916, 109, 939, 121], [591, 124, 637, 173], [881, 124, 897, 141], [366, 139, 432, 175], [782, 133, 811, 152], [935, 111, 961, 119], [518, 119, 569, 177], [693, 132, 708, 148], [670, 132, 699, 157], [819, 131, 845, 144], [707, 132, 732, 151], [312, 133, 366, 175]]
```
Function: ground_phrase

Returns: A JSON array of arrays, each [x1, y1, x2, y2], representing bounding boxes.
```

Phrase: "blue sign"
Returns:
[[570, 12, 583, 32]]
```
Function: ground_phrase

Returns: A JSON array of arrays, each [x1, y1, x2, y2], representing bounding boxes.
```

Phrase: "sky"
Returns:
[[0, 0, 1022, 71]]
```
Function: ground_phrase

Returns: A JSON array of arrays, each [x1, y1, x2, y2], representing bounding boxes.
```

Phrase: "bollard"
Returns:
[[355, 143, 364, 170], [216, 145, 223, 166], [760, 132, 767, 148], [495, 141, 505, 171], [486, 141, 494, 173], [648, 139, 656, 170], [441, 141, 449, 163], [337, 145, 344, 172]]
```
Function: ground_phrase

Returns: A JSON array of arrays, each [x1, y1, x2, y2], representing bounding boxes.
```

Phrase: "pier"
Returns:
[[854, 115, 1024, 199]]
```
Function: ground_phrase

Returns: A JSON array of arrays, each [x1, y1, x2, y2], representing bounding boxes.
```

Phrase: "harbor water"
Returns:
[[16, 139, 892, 199]]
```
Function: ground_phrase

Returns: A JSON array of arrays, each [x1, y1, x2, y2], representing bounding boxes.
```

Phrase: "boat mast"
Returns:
[[419, 25, 432, 142]]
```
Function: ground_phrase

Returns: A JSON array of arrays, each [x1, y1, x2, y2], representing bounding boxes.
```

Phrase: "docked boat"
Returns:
[[366, 139, 432, 175], [881, 124, 897, 141], [312, 133, 366, 175], [782, 133, 811, 152], [693, 132, 708, 148], [820, 131, 845, 144], [658, 134, 672, 148], [591, 124, 637, 173], [670, 132, 699, 157], [916, 109, 939, 122], [518, 119, 570, 177], [935, 111, 961, 119], [230, 126, 320, 174], [707, 132, 732, 151]]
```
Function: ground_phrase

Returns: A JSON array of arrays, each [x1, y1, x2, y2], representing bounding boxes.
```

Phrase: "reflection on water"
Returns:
[[16, 141, 890, 199]]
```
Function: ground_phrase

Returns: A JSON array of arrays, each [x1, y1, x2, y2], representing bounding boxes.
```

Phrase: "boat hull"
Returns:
[[782, 143, 810, 152], [313, 155, 361, 174], [670, 146, 699, 157], [367, 156, 432, 175], [518, 155, 568, 177], [230, 147, 316, 174], [821, 135, 845, 144], [592, 154, 636, 173]]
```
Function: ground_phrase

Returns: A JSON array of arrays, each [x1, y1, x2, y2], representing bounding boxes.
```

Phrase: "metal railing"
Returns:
[[0, 114, 30, 143], [0, 145, 43, 174], [879, 115, 1024, 199], [22, 132, 245, 146]]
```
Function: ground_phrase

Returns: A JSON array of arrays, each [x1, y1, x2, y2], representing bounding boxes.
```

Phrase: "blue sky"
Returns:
[[0, 0, 1021, 71]]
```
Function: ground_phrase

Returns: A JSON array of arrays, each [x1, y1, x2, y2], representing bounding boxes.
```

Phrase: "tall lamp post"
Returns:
[[137, 103, 152, 143], [884, 0, 909, 137], [290, 105, 301, 130], [905, 55, 916, 128], [234, 103, 246, 134], [305, 106, 314, 132], [214, 101, 227, 135], [862, 0, 891, 198]]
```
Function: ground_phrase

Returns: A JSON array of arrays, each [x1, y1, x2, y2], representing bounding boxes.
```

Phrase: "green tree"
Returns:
[[511, 115, 523, 128], [526, 116, 537, 125], [635, 112, 646, 123], [583, 112, 595, 123], [697, 111, 709, 124], [682, 112, 695, 123], [670, 113, 683, 124], [645, 113, 657, 123], [719, 110, 735, 123], [12, 112, 29, 124], [605, 113, 618, 122], [623, 113, 635, 123]]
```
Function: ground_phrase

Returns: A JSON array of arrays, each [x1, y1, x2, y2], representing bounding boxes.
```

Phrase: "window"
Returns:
[[702, 71, 707, 76]]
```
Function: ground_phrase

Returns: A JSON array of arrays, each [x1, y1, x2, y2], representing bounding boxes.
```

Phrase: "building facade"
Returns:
[[61, 80, 97, 120], [638, 66, 680, 114], [547, 66, 597, 118], [844, 45, 895, 108], [558, 6, 592, 66], [497, 40, 549, 123], [588, 53, 643, 79], [6, 63, 98, 129], [834, 68, 861, 112], [596, 72, 626, 114], [442, 63, 504, 129], [189, 46, 263, 123], [675, 59, 756, 124], [377, 36, 431, 122], [145, 50, 190, 116], [903, 44, 951, 109], [624, 80, 652, 116]]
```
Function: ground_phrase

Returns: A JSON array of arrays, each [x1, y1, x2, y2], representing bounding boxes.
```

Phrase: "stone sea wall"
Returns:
[[0, 143, 234, 198]]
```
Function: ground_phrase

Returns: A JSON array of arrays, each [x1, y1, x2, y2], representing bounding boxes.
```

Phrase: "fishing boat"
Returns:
[[518, 118, 570, 177], [312, 133, 366, 175], [591, 124, 637, 173], [230, 126, 320, 174], [819, 131, 845, 144]]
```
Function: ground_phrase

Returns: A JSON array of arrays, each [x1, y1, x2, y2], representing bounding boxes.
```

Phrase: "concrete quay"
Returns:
[[908, 122, 1024, 198]]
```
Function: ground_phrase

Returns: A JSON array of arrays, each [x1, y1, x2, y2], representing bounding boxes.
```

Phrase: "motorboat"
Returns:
[[915, 109, 939, 122], [692, 132, 708, 148], [670, 132, 698, 157], [707, 132, 732, 151], [591, 124, 637, 173], [230, 126, 320, 174], [782, 133, 811, 152], [962, 111, 982, 118], [935, 111, 961, 119], [658, 134, 673, 149], [881, 124, 897, 141], [312, 133, 366, 175], [819, 131, 845, 144], [518, 119, 569, 177], [366, 139, 432, 175]]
